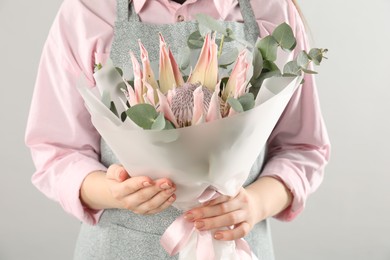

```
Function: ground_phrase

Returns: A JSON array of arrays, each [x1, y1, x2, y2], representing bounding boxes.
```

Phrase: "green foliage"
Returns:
[[227, 98, 244, 113], [272, 23, 297, 51], [218, 48, 239, 67], [283, 60, 301, 76], [227, 93, 255, 113], [238, 93, 255, 111], [195, 14, 226, 35], [187, 30, 204, 49], [126, 104, 159, 130], [257, 36, 278, 62]]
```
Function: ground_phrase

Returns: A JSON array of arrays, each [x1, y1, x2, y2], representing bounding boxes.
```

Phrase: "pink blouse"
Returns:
[[25, 0, 330, 225]]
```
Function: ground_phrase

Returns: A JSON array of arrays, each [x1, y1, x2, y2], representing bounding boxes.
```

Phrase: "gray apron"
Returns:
[[74, 0, 274, 259]]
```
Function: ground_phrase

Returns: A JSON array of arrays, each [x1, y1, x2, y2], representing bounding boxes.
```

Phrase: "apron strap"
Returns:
[[116, 0, 140, 22], [117, 0, 259, 41], [238, 0, 261, 42]]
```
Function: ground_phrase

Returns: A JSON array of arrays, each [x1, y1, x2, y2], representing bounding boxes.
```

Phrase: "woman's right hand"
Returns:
[[80, 164, 176, 215], [105, 164, 176, 215]]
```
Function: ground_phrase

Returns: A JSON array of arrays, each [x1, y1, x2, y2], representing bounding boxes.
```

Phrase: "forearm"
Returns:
[[80, 171, 121, 210], [246, 176, 293, 223]]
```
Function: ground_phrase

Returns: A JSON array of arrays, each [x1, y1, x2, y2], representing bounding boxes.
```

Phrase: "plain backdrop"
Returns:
[[1, 0, 389, 259]]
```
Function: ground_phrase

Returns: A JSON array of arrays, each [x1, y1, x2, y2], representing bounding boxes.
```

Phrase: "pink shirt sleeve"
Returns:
[[25, 0, 115, 224], [253, 1, 331, 221]]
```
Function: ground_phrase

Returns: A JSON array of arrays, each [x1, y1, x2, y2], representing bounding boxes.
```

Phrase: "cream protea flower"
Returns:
[[123, 32, 251, 128]]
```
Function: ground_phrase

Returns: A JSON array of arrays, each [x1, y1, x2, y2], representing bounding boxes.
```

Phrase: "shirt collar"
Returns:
[[132, 0, 237, 20]]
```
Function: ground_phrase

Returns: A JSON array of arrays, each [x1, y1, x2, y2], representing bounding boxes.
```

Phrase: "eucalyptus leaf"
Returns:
[[151, 113, 166, 131], [272, 23, 296, 51], [227, 97, 244, 113], [297, 51, 310, 68], [164, 120, 176, 130], [283, 60, 301, 76], [308, 48, 323, 65], [263, 60, 280, 72], [224, 28, 235, 42], [257, 35, 278, 62], [238, 93, 255, 111], [126, 104, 159, 130], [110, 101, 119, 117], [195, 14, 226, 34], [187, 30, 204, 49], [178, 46, 191, 71], [115, 67, 123, 77], [121, 111, 127, 122], [218, 48, 239, 66], [198, 23, 212, 36], [301, 68, 318, 74], [252, 45, 263, 80]]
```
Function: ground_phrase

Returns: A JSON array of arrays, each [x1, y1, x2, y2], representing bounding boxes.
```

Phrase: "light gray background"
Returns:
[[0, 0, 389, 259]]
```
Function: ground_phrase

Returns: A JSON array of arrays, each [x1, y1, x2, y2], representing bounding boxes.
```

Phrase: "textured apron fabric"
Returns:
[[74, 1, 275, 259]]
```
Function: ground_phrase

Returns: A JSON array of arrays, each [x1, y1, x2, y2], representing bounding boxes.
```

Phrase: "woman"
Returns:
[[25, 0, 330, 259]]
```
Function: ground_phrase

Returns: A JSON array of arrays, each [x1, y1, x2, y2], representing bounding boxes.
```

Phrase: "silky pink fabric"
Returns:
[[25, 0, 330, 225]]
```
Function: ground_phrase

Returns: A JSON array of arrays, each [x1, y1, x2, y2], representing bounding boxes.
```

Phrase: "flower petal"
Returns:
[[156, 89, 179, 128], [206, 82, 222, 122], [159, 33, 178, 94], [188, 33, 218, 90], [139, 40, 159, 103], [123, 79, 138, 106], [222, 49, 249, 101], [129, 51, 144, 103], [168, 48, 184, 87], [192, 85, 205, 125], [204, 33, 219, 91], [143, 80, 156, 106]]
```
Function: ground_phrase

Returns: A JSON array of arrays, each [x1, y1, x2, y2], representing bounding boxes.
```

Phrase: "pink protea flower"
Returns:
[[123, 32, 251, 128]]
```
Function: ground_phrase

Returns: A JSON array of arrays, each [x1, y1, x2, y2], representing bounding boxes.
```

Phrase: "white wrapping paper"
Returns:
[[77, 71, 302, 210]]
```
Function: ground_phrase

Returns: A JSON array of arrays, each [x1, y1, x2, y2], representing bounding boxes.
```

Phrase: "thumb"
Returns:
[[106, 164, 130, 182]]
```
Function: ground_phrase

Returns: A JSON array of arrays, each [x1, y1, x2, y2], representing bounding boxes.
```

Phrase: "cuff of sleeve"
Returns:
[[260, 158, 308, 222], [58, 155, 107, 225]]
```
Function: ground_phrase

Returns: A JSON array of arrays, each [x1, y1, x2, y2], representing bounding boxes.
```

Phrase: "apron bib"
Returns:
[[74, 1, 274, 259]]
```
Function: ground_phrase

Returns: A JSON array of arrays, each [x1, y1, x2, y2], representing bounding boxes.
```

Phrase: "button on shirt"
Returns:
[[25, 0, 330, 225]]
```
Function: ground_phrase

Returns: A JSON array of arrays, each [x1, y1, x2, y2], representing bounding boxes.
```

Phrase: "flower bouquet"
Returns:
[[77, 15, 327, 260]]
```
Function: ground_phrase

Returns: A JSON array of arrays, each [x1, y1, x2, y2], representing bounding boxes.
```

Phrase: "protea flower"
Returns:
[[123, 33, 251, 128]]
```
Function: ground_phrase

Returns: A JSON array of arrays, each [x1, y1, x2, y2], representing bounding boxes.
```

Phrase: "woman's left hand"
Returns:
[[183, 176, 293, 241], [183, 187, 262, 241]]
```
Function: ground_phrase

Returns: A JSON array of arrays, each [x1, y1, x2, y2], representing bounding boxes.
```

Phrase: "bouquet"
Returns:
[[77, 15, 327, 260]]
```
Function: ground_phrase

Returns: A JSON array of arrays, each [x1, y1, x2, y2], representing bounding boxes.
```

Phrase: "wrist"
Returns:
[[80, 170, 121, 210], [246, 176, 293, 222]]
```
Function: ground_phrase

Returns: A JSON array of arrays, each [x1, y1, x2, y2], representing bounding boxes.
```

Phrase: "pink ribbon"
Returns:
[[160, 189, 256, 259]]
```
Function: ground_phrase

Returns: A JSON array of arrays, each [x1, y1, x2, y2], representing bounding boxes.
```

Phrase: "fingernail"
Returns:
[[184, 213, 194, 221], [160, 183, 171, 189], [168, 196, 176, 202], [214, 233, 223, 240], [143, 181, 152, 187], [194, 221, 205, 229]]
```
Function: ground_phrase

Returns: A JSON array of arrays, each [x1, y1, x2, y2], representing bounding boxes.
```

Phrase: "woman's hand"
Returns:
[[183, 176, 293, 241], [80, 164, 176, 215]]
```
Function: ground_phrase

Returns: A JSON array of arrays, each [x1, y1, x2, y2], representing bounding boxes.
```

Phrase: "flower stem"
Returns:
[[218, 34, 225, 57]]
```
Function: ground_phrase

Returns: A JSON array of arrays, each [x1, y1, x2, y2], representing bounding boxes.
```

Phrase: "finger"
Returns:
[[143, 193, 177, 215], [186, 198, 241, 221], [214, 222, 251, 241], [193, 209, 247, 231], [111, 176, 154, 199], [119, 180, 174, 209], [133, 187, 176, 214], [106, 164, 129, 182], [202, 195, 231, 207]]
